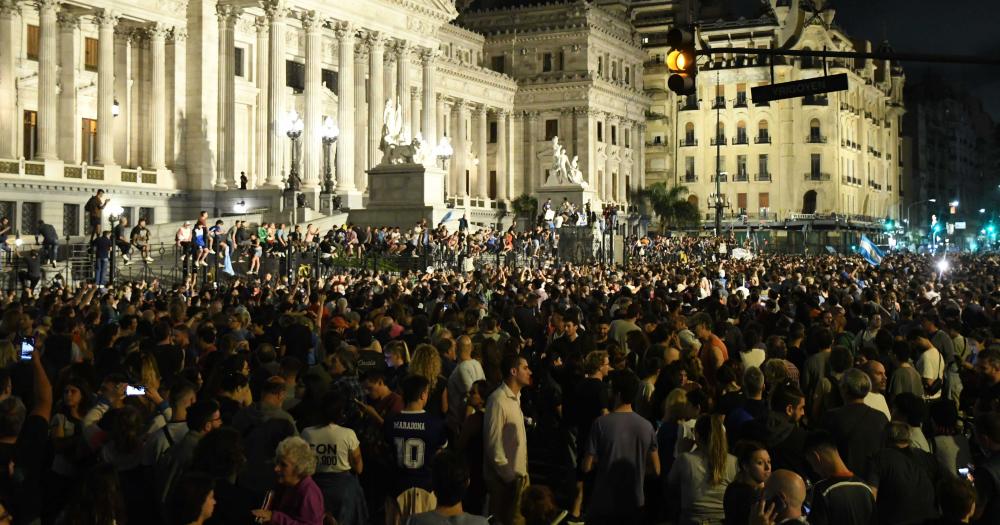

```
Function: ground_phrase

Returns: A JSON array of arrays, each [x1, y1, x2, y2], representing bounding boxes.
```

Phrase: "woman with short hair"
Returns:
[[251, 436, 324, 525]]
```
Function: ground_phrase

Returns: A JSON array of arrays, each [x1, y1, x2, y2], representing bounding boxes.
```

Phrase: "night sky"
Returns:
[[830, 0, 1000, 119]]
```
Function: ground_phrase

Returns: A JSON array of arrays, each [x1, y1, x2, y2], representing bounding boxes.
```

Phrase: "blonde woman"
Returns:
[[408, 344, 449, 418], [0, 340, 17, 369], [666, 414, 737, 525]]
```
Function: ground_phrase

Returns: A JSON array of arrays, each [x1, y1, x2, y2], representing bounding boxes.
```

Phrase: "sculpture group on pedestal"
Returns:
[[546, 136, 585, 187], [379, 98, 433, 166]]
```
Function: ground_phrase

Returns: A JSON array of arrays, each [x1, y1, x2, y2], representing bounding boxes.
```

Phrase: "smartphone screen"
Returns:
[[19, 337, 35, 361], [125, 385, 146, 396]]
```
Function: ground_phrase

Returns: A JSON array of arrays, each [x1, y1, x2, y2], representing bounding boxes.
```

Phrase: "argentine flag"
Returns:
[[859, 234, 884, 266]]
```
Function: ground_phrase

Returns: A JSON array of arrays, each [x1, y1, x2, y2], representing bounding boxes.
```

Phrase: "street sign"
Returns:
[[751, 73, 849, 103], [956, 221, 966, 230]]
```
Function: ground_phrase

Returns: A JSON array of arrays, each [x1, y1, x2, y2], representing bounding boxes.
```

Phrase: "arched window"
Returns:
[[714, 122, 726, 145], [757, 120, 770, 143], [684, 122, 695, 145], [736, 121, 747, 144], [809, 118, 822, 142]]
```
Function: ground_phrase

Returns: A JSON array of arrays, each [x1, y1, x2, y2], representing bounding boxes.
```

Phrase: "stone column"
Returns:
[[435, 94, 445, 145], [264, 0, 287, 187], [410, 87, 420, 139], [366, 32, 384, 169], [420, 49, 436, 145], [301, 10, 321, 188], [149, 23, 168, 170], [113, 27, 131, 166], [475, 105, 488, 198], [454, 100, 469, 196], [525, 111, 538, 195], [95, 9, 117, 166], [253, 17, 268, 188], [496, 109, 508, 201], [354, 42, 367, 191], [334, 22, 357, 195], [0, 1, 17, 158], [384, 46, 396, 105], [36, 0, 60, 160], [603, 114, 613, 200], [396, 41, 411, 138], [638, 124, 646, 188], [216, 5, 240, 188], [168, 28, 186, 174], [57, 11, 79, 163]]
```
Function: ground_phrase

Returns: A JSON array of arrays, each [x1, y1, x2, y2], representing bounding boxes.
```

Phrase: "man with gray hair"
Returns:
[[819, 368, 888, 478]]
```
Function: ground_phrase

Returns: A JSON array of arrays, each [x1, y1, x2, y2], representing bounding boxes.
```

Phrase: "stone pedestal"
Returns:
[[349, 163, 455, 227], [536, 182, 599, 213], [319, 192, 341, 214]]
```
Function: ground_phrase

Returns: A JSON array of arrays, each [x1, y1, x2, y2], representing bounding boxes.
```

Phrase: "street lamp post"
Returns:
[[283, 110, 304, 284], [714, 72, 723, 236], [320, 116, 339, 195], [905, 198, 937, 234], [435, 138, 454, 200]]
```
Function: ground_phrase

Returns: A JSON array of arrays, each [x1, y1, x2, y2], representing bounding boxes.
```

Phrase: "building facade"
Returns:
[[0, 0, 647, 238], [638, 0, 905, 227]]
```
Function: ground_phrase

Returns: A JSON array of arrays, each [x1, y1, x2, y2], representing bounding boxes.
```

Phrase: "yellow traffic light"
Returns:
[[666, 26, 697, 95], [667, 50, 692, 72]]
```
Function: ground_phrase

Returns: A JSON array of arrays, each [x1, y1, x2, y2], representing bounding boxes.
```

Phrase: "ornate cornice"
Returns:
[[262, 0, 287, 21], [93, 9, 118, 29]]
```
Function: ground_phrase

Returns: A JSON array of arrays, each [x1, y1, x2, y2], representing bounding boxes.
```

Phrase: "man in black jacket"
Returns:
[[35, 220, 58, 267]]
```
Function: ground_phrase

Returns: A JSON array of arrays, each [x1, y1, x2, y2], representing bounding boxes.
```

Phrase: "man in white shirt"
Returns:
[[912, 333, 945, 400], [484, 353, 531, 525], [446, 335, 485, 437], [862, 360, 892, 420]]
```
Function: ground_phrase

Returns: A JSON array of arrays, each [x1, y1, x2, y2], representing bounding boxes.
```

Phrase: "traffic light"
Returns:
[[666, 26, 697, 95], [884, 217, 894, 231], [988, 223, 996, 235]]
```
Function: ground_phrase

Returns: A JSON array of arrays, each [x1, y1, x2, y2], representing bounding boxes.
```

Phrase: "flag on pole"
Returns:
[[859, 234, 884, 266]]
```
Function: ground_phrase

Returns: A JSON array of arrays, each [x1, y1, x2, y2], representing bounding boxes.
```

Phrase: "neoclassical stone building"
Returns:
[[0, 0, 648, 237], [637, 0, 905, 226]]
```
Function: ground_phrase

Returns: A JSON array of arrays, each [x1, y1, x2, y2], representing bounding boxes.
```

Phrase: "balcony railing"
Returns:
[[734, 172, 749, 182], [683, 173, 697, 183], [710, 136, 727, 146], [755, 173, 772, 182], [733, 135, 749, 145], [804, 172, 831, 181], [806, 134, 827, 143], [734, 95, 748, 108], [680, 138, 698, 147], [755, 135, 771, 144], [712, 97, 726, 109], [711, 174, 728, 182]]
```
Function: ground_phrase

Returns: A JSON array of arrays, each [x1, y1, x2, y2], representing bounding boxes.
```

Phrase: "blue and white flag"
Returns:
[[438, 210, 454, 225], [859, 234, 884, 266]]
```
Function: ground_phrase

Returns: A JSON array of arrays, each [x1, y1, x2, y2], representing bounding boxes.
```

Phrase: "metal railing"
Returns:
[[804, 172, 831, 181]]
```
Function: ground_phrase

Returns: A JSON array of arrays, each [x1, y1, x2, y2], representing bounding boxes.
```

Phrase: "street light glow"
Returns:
[[979, 208, 986, 213], [321, 117, 340, 140], [936, 259, 949, 273], [949, 200, 959, 207]]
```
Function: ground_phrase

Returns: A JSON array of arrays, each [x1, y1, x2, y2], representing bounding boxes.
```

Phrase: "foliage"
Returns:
[[632, 182, 701, 231], [511, 194, 538, 217]]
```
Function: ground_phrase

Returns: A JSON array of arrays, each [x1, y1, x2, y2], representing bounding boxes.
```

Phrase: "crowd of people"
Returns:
[[0, 199, 999, 525]]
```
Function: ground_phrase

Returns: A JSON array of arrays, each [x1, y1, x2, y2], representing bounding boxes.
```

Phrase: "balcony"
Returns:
[[804, 172, 831, 181], [755, 173, 772, 182], [712, 96, 726, 109], [734, 95, 748, 108], [802, 95, 828, 106], [710, 136, 727, 146], [734, 172, 749, 182], [711, 173, 728, 182], [733, 135, 749, 145], [683, 173, 697, 183], [806, 134, 827, 144], [755, 135, 771, 144], [680, 138, 698, 147]]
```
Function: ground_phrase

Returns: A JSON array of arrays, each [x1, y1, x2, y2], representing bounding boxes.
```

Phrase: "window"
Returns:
[[737, 155, 747, 178], [735, 83, 747, 106], [63, 204, 80, 237], [81, 118, 97, 165], [544, 119, 558, 141], [714, 84, 725, 108], [84, 37, 98, 72], [809, 118, 822, 142], [489, 171, 497, 199], [685, 157, 695, 180], [758, 154, 769, 179], [759, 192, 770, 209], [27, 25, 39, 61], [737, 193, 747, 211], [489, 121, 498, 144], [684, 122, 695, 145], [597, 122, 603, 142], [597, 56, 603, 76], [736, 121, 747, 144], [757, 120, 770, 143], [625, 129, 630, 148], [611, 126, 617, 146], [811, 153, 821, 175], [286, 60, 305, 92], [624, 66, 631, 85], [234, 47, 245, 77], [542, 53, 553, 72], [490, 55, 505, 73], [139, 207, 154, 224], [713, 122, 726, 145], [23, 110, 37, 160], [322, 69, 338, 94], [611, 62, 618, 81], [20, 202, 40, 235]]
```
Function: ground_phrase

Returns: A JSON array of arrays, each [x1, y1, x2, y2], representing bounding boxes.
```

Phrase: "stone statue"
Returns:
[[545, 136, 586, 187], [568, 156, 584, 185]]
